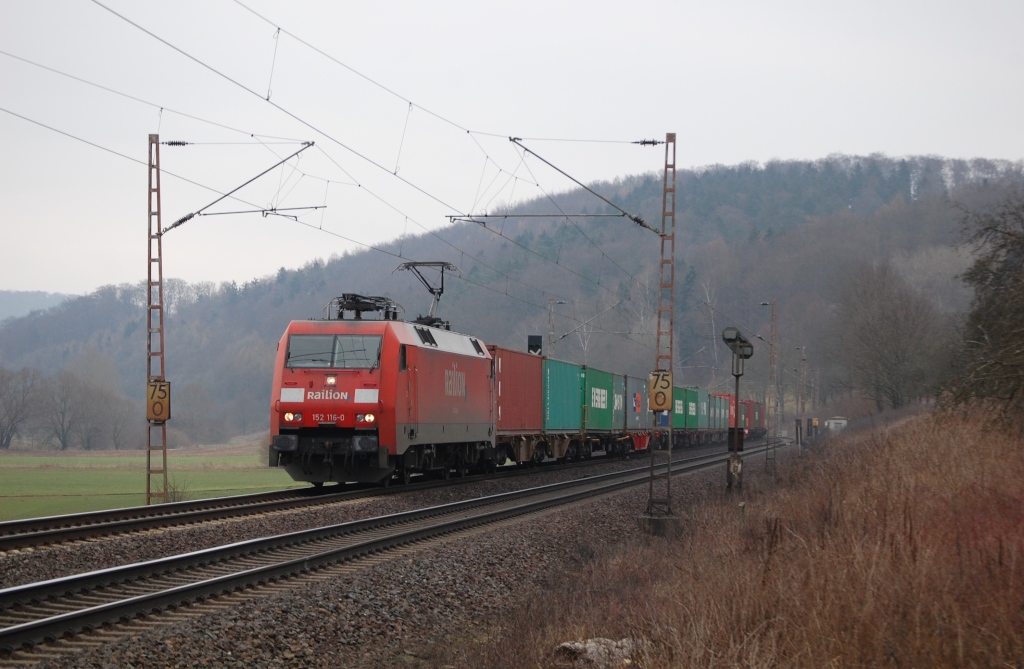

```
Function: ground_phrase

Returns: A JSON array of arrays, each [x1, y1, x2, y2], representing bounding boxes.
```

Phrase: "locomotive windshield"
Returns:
[[286, 334, 382, 369]]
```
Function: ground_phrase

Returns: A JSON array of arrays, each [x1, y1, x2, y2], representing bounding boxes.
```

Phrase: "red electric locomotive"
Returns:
[[269, 294, 496, 485]]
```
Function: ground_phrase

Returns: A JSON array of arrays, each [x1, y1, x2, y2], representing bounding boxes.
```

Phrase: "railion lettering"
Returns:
[[307, 390, 350, 401], [445, 364, 466, 397]]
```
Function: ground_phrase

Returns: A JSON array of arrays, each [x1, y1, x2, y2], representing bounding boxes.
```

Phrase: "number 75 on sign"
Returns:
[[147, 381, 171, 422], [648, 371, 672, 412]]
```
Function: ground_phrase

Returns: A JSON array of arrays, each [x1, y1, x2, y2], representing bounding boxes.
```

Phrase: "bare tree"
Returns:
[[830, 261, 944, 410], [0, 367, 41, 449], [41, 370, 82, 450], [945, 189, 1024, 418], [73, 386, 114, 450], [108, 395, 141, 450], [175, 382, 212, 446]]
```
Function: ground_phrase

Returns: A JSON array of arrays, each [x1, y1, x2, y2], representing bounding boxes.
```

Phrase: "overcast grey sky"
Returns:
[[2, 0, 1022, 295]]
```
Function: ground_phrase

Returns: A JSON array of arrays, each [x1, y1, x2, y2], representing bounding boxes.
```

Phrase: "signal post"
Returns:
[[721, 327, 753, 489]]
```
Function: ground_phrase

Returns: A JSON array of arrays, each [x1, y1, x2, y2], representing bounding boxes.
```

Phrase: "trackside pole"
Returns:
[[721, 328, 753, 490], [640, 133, 678, 537], [146, 134, 169, 505]]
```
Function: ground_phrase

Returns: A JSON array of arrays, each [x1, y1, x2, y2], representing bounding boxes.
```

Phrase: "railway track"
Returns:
[[0, 446, 764, 659], [0, 446, 729, 553]]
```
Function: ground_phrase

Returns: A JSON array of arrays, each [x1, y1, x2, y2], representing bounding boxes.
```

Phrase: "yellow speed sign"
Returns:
[[147, 381, 171, 422], [648, 370, 672, 412]]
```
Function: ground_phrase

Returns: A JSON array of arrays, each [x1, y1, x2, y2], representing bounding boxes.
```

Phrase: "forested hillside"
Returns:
[[1, 154, 1021, 449]]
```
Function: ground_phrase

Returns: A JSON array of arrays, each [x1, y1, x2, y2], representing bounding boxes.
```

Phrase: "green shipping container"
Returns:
[[682, 387, 699, 429], [583, 367, 615, 432], [710, 395, 724, 430], [671, 386, 687, 429], [543, 359, 584, 431], [694, 387, 710, 430]]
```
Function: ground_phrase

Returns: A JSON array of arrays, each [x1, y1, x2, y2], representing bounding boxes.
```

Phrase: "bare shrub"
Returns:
[[166, 475, 190, 503], [464, 412, 1024, 668]]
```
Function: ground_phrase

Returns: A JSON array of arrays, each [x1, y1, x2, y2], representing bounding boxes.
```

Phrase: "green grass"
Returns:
[[0, 449, 306, 522]]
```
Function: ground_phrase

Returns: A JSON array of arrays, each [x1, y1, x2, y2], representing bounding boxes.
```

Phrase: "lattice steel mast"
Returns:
[[146, 134, 168, 505], [646, 133, 676, 518]]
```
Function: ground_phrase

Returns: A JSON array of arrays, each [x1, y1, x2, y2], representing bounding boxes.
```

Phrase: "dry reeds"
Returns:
[[465, 411, 1024, 668]]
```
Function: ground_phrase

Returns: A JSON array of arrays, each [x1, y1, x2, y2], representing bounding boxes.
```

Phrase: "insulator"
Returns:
[[163, 141, 191, 146]]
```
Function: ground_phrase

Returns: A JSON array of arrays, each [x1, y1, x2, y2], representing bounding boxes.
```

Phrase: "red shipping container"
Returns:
[[487, 345, 543, 433], [738, 399, 754, 428], [712, 393, 735, 428]]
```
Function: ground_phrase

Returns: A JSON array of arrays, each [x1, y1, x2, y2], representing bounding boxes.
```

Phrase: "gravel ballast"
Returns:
[[3, 449, 765, 668]]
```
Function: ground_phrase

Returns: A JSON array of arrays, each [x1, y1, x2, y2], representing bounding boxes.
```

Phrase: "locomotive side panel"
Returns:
[[397, 335, 493, 450]]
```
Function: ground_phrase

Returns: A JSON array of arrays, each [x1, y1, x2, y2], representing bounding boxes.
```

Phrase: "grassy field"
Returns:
[[0, 439, 306, 521], [451, 411, 1024, 668]]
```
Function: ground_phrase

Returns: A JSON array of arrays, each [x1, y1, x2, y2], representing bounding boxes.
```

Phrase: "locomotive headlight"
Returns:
[[284, 412, 295, 422], [325, 375, 337, 387], [364, 413, 376, 423]]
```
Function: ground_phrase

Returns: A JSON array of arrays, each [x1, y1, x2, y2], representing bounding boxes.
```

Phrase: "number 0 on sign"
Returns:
[[147, 381, 171, 422], [648, 371, 672, 412]]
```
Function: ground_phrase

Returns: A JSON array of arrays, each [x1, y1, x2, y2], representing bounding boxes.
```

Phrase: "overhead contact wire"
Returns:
[[227, 0, 659, 300], [86, 1, 654, 331], [0, 49, 304, 143], [0, 106, 266, 211], [90, 0, 466, 219]]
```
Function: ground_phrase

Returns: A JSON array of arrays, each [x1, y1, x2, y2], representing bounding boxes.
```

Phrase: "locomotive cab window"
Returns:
[[287, 335, 383, 369]]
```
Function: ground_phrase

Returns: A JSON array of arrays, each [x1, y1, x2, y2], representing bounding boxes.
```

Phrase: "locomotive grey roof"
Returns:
[[395, 321, 490, 358]]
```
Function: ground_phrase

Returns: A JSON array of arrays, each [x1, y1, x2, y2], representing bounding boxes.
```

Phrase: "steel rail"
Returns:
[[0, 487, 328, 552], [0, 447, 756, 654], [0, 445, 733, 552]]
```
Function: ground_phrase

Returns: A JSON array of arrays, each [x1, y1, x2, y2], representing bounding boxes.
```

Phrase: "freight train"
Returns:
[[268, 294, 765, 486]]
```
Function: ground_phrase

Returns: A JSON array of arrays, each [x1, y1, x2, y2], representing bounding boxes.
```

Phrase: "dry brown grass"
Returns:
[[461, 411, 1024, 668]]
